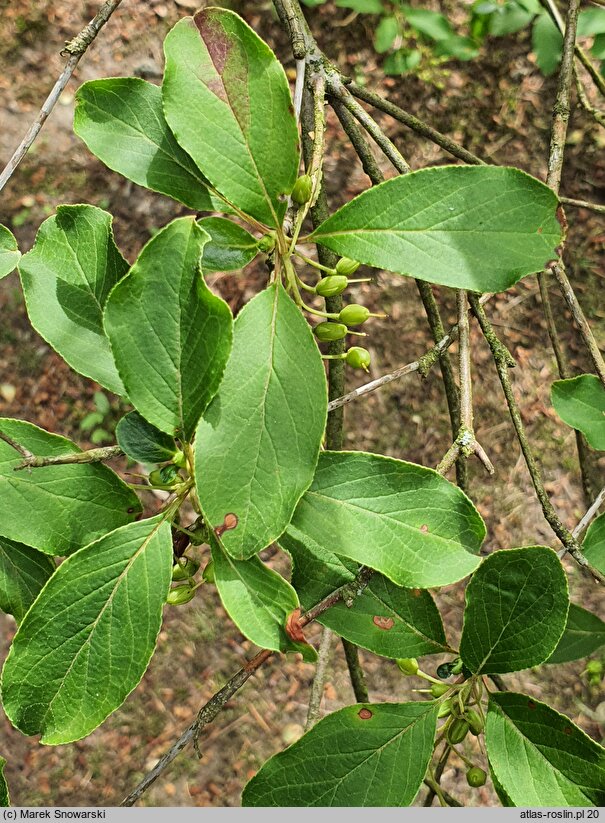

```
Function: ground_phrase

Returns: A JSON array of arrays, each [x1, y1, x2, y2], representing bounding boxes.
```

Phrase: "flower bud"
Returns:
[[466, 766, 487, 788], [446, 717, 470, 745], [315, 275, 349, 297], [172, 556, 200, 581], [335, 257, 360, 276], [291, 174, 313, 206], [166, 584, 196, 605], [345, 347, 371, 371], [314, 322, 348, 342], [339, 304, 371, 326], [202, 560, 216, 584], [465, 708, 484, 736], [396, 657, 419, 676], [430, 682, 450, 698]]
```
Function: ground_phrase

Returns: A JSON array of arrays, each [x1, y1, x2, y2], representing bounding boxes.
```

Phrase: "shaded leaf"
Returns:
[[0, 419, 141, 556], [310, 166, 562, 293], [460, 547, 568, 674], [0, 537, 55, 623], [0, 225, 20, 280], [282, 531, 449, 659], [583, 511, 605, 575], [287, 451, 485, 588], [243, 702, 439, 806], [195, 284, 327, 560], [547, 603, 605, 664], [1, 517, 172, 744], [0, 758, 8, 807], [552, 374, 605, 451], [163, 8, 299, 227], [198, 217, 259, 272], [486, 692, 605, 806], [116, 411, 177, 465], [104, 217, 233, 439], [19, 205, 128, 394]]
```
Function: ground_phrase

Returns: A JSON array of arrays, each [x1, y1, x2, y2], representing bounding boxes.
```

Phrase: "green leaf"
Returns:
[[208, 528, 315, 660], [311, 166, 562, 293], [286, 451, 484, 588], [242, 701, 439, 806], [19, 205, 128, 394], [0, 537, 55, 623], [577, 8, 605, 37], [547, 603, 605, 664], [104, 217, 233, 439], [282, 532, 449, 659], [195, 284, 327, 560], [489, 4, 534, 37], [336, 0, 384, 12], [551, 374, 605, 451], [591, 32, 605, 59], [401, 6, 454, 41], [374, 16, 399, 53], [74, 78, 217, 212], [163, 8, 300, 228], [198, 217, 259, 272], [532, 12, 563, 75], [486, 692, 605, 806], [383, 49, 421, 75], [583, 511, 605, 575], [0, 224, 20, 280], [116, 411, 177, 465], [1, 516, 172, 745], [0, 419, 141, 556], [460, 546, 568, 674], [434, 35, 479, 61], [0, 758, 8, 807]]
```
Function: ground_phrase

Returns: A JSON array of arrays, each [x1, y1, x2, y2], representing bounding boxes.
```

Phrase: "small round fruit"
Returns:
[[465, 708, 484, 736], [466, 767, 487, 788], [396, 657, 419, 676], [430, 682, 450, 698], [315, 275, 349, 297], [166, 584, 196, 605], [447, 717, 470, 745], [335, 257, 360, 276], [291, 174, 313, 205], [339, 304, 371, 326], [314, 321, 348, 342], [345, 347, 371, 371], [172, 557, 200, 581]]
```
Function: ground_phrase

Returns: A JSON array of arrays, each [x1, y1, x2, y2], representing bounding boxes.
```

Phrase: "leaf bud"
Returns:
[[166, 584, 196, 606], [465, 708, 484, 736], [466, 766, 487, 788], [446, 717, 470, 745], [396, 657, 419, 676], [291, 174, 313, 206], [345, 347, 371, 371], [172, 556, 200, 581], [339, 304, 371, 326], [315, 275, 349, 297], [314, 321, 348, 342], [335, 257, 360, 276]]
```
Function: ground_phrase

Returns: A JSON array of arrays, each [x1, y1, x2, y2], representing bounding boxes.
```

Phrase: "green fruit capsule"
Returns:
[[291, 174, 313, 205], [466, 767, 487, 788], [345, 347, 371, 371], [437, 698, 453, 718], [314, 322, 348, 342], [447, 717, 470, 745], [202, 560, 216, 584], [315, 275, 349, 297], [159, 463, 180, 484], [173, 450, 187, 469], [172, 557, 200, 581], [396, 657, 419, 676], [335, 257, 360, 276], [166, 584, 196, 606], [148, 468, 178, 488], [339, 304, 370, 326], [430, 682, 450, 698], [465, 708, 484, 736]]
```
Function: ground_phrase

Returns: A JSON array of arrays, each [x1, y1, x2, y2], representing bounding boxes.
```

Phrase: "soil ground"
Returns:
[[0, 0, 603, 807]]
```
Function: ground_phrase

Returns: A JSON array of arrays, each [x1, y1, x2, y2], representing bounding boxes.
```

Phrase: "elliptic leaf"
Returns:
[[0, 225, 20, 280], [310, 166, 562, 293], [583, 511, 605, 575], [74, 78, 217, 211], [116, 411, 177, 465], [1, 516, 172, 744], [0, 537, 55, 623], [195, 284, 327, 560], [209, 528, 315, 660], [286, 451, 485, 588], [163, 8, 300, 227], [0, 758, 8, 807], [547, 603, 605, 664], [19, 205, 128, 394], [198, 217, 259, 272], [486, 692, 605, 806], [243, 701, 439, 806], [551, 374, 605, 451], [532, 12, 563, 75], [104, 217, 233, 439], [0, 419, 141, 556], [282, 532, 449, 659], [460, 546, 568, 674]]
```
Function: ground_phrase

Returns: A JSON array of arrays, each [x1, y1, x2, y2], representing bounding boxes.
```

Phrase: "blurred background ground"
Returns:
[[0, 0, 603, 807]]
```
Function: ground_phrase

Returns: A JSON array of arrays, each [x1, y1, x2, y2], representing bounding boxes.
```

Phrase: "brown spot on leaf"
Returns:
[[194, 10, 228, 74], [373, 615, 395, 631], [527, 700, 536, 710], [420, 524, 429, 533], [285, 608, 307, 643], [215, 513, 238, 538], [412, 588, 422, 598], [537, 226, 543, 234], [358, 708, 373, 720], [563, 726, 572, 735], [127, 507, 137, 514]]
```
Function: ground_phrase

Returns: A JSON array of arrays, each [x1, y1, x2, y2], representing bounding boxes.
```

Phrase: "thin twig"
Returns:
[[559, 196, 605, 214], [14, 444, 124, 470], [341, 639, 370, 703], [0, 430, 33, 459], [574, 69, 605, 128], [305, 627, 333, 729], [572, 486, 605, 539], [0, 0, 124, 193]]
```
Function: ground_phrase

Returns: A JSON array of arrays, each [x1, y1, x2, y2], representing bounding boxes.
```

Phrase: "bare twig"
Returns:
[[574, 69, 605, 128], [0, 0, 124, 193], [0, 430, 33, 459], [572, 486, 605, 539], [559, 196, 605, 214], [14, 445, 124, 471], [341, 639, 370, 703], [305, 627, 333, 729], [541, 0, 605, 97]]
